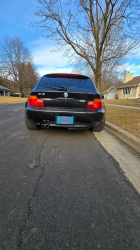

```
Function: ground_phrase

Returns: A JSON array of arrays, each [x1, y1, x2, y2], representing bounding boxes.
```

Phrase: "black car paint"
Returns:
[[25, 74, 106, 129]]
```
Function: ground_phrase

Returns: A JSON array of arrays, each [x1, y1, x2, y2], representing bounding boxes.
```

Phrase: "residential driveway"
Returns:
[[0, 103, 140, 250]]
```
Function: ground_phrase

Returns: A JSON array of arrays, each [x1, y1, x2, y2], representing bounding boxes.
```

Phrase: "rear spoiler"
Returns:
[[44, 73, 89, 79]]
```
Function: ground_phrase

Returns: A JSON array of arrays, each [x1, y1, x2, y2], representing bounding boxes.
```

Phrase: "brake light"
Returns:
[[28, 96, 44, 107], [87, 98, 103, 109]]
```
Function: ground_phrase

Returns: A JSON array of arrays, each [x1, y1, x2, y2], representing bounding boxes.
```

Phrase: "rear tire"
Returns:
[[25, 116, 39, 130], [92, 121, 105, 132]]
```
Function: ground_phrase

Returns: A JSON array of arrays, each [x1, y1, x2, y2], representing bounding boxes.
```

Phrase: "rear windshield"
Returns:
[[38, 76, 96, 91]]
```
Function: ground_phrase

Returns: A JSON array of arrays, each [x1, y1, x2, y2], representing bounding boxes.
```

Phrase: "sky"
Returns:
[[0, 0, 140, 79]]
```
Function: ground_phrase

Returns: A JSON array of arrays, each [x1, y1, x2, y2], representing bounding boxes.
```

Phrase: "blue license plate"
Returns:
[[56, 116, 74, 125]]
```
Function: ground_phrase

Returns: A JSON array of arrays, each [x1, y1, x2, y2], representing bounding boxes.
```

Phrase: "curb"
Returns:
[[105, 121, 140, 153]]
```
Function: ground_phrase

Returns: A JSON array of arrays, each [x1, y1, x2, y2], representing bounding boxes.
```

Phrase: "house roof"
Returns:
[[115, 76, 140, 89], [0, 85, 11, 91], [102, 85, 116, 93], [102, 76, 140, 94]]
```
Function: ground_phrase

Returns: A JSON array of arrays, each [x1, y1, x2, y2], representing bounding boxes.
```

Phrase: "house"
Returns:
[[102, 73, 140, 99], [102, 85, 117, 99], [116, 73, 140, 99], [0, 85, 11, 96]]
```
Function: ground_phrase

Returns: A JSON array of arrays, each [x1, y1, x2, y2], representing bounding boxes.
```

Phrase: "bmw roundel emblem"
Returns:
[[64, 92, 68, 98]]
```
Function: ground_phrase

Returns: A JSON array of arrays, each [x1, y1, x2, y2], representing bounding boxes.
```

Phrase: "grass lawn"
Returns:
[[0, 96, 28, 104], [106, 106, 140, 139], [103, 98, 140, 107]]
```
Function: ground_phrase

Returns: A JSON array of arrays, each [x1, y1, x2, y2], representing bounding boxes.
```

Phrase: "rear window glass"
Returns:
[[38, 76, 96, 91]]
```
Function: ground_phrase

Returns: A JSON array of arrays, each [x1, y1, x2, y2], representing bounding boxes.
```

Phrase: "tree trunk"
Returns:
[[95, 60, 102, 94], [19, 83, 23, 97]]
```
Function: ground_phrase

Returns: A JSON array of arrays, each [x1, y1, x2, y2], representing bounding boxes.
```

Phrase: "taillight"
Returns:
[[87, 98, 103, 109], [28, 96, 44, 107]]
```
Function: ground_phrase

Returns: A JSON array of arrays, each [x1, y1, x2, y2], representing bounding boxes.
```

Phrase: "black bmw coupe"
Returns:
[[25, 73, 106, 131]]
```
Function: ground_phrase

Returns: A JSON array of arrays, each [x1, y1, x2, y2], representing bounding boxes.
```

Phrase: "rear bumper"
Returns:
[[25, 106, 106, 129]]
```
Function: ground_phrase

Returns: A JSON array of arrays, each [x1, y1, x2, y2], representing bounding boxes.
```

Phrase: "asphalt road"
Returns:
[[0, 103, 140, 250]]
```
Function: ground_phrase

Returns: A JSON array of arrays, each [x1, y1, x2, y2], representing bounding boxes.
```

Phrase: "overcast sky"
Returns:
[[0, 0, 140, 78]]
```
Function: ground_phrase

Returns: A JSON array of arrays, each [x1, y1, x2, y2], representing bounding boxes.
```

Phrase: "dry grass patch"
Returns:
[[0, 96, 28, 104], [103, 98, 140, 107], [106, 106, 140, 139]]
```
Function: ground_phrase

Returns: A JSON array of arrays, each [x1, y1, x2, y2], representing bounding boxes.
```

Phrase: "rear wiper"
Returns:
[[43, 85, 67, 90]]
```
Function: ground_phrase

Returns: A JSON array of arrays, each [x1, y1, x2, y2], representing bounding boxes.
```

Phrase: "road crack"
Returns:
[[18, 132, 50, 249]]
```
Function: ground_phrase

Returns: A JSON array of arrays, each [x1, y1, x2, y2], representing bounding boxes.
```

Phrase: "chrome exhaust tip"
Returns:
[[44, 123, 50, 128], [41, 123, 50, 128]]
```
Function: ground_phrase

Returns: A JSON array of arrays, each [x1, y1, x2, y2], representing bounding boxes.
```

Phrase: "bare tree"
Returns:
[[33, 0, 140, 93], [23, 62, 40, 95], [0, 37, 32, 96]]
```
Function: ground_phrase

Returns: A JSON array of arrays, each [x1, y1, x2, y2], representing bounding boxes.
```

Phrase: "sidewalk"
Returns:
[[105, 103, 140, 110]]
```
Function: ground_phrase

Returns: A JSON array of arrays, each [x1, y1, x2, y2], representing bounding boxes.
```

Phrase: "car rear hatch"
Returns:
[[31, 74, 100, 110]]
